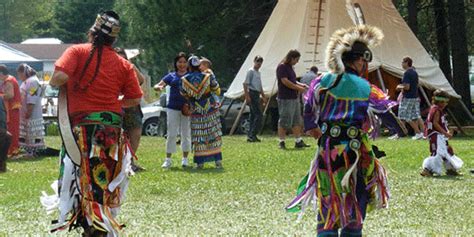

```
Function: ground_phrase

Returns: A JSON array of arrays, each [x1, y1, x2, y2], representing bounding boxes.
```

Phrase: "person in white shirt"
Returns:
[[243, 55, 267, 142]]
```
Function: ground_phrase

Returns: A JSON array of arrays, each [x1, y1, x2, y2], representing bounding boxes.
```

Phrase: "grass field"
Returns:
[[0, 135, 473, 236]]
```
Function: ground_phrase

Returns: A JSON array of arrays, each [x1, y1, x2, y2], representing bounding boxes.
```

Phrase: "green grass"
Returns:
[[0, 135, 473, 235]]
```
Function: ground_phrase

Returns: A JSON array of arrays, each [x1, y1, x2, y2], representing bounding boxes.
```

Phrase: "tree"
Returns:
[[52, 1, 116, 43], [0, 0, 55, 42], [447, 0, 471, 111], [433, 0, 452, 83], [115, 0, 277, 87], [407, 0, 418, 34]]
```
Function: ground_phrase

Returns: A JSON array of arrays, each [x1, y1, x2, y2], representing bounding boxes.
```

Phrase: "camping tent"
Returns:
[[0, 42, 42, 75], [224, 0, 460, 100]]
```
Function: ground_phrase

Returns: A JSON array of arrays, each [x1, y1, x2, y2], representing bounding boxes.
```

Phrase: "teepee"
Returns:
[[224, 0, 460, 100]]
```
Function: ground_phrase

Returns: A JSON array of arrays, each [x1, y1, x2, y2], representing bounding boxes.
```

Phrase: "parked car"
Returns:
[[141, 93, 251, 136], [219, 97, 250, 135], [141, 99, 167, 136]]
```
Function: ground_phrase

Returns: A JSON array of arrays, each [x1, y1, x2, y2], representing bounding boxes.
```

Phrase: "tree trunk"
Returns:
[[407, 0, 418, 34], [447, 0, 471, 112], [433, 0, 452, 84]]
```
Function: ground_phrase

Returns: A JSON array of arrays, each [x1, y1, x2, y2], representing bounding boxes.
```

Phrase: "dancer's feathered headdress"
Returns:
[[325, 25, 384, 74]]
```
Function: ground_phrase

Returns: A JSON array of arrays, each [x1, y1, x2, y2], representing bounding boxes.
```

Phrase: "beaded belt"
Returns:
[[320, 122, 364, 189], [320, 122, 362, 150]]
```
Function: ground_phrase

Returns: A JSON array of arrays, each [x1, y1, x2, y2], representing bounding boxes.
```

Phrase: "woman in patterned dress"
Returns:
[[180, 55, 223, 169]]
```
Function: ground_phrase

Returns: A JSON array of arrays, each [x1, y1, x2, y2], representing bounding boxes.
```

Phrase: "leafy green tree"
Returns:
[[52, 0, 116, 43], [0, 0, 55, 42], [447, 0, 471, 111], [433, 0, 451, 83], [115, 0, 276, 87]]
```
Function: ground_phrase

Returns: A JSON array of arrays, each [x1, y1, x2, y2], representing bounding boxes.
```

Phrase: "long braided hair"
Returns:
[[75, 11, 120, 91]]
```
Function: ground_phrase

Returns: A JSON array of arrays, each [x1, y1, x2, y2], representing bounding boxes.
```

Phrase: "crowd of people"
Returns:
[[0, 9, 466, 237]]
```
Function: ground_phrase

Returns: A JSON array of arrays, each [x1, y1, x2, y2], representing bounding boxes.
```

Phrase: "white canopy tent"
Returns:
[[0, 42, 42, 74], [0, 43, 40, 63], [225, 0, 460, 99]]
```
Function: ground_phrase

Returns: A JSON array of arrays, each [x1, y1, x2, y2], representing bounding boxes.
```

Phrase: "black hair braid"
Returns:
[[75, 32, 105, 90], [320, 74, 343, 93], [74, 46, 96, 90]]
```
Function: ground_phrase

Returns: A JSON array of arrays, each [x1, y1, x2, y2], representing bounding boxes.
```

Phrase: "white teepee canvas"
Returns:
[[224, 0, 460, 99]]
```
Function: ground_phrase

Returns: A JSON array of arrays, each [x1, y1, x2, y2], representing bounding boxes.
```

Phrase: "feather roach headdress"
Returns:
[[325, 25, 384, 74]]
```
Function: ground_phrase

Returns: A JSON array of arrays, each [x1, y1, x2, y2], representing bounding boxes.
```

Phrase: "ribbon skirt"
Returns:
[[48, 124, 132, 235]]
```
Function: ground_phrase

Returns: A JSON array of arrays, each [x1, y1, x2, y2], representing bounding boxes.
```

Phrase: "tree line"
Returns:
[[0, 0, 472, 109]]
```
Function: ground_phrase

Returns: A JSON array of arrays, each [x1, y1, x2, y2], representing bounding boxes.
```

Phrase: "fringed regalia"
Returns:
[[422, 105, 463, 175], [180, 71, 223, 164], [19, 75, 45, 154], [41, 112, 132, 235], [287, 72, 390, 232]]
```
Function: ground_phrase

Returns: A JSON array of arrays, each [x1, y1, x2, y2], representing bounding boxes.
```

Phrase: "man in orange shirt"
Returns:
[[46, 11, 142, 236]]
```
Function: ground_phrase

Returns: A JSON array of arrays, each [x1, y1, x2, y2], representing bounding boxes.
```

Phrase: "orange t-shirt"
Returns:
[[55, 44, 143, 115]]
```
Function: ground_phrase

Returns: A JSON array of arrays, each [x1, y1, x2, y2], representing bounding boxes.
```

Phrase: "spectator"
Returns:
[[276, 49, 309, 149], [0, 64, 21, 157], [115, 47, 146, 172], [154, 52, 191, 168], [300, 66, 318, 86], [243, 55, 267, 142], [16, 63, 45, 157], [396, 56, 424, 140]]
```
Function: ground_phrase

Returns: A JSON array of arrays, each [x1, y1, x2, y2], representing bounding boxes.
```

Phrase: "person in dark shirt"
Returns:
[[0, 97, 11, 172], [276, 49, 310, 149], [396, 56, 424, 140]]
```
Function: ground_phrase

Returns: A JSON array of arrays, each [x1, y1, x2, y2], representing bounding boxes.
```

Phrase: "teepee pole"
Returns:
[[259, 77, 278, 135], [457, 99, 474, 121], [229, 99, 247, 136], [419, 86, 432, 107], [446, 108, 467, 135], [375, 69, 387, 92]]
